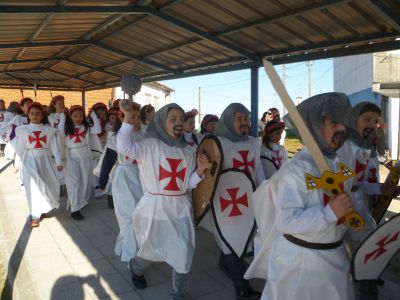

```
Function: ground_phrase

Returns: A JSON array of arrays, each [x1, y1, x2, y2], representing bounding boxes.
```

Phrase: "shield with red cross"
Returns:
[[212, 169, 256, 258], [352, 213, 400, 280]]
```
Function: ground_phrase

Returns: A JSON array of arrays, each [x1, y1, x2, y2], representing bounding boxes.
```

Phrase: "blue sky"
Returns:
[[162, 58, 333, 118]]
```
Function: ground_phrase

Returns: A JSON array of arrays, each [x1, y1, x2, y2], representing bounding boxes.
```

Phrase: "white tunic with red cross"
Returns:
[[0, 111, 14, 144], [245, 148, 354, 300], [63, 125, 93, 212], [218, 136, 265, 186], [337, 140, 380, 249], [117, 123, 203, 273], [14, 124, 61, 218]]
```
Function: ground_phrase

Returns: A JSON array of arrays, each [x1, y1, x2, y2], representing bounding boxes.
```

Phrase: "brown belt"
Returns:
[[284, 234, 343, 250]]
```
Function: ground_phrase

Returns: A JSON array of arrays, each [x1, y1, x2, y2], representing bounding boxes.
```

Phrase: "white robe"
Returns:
[[5, 114, 29, 159], [337, 140, 380, 249], [117, 123, 202, 273], [48, 112, 66, 184], [260, 143, 288, 179], [108, 133, 144, 262], [0, 111, 14, 144], [58, 112, 101, 212], [245, 148, 354, 300], [15, 124, 61, 219]]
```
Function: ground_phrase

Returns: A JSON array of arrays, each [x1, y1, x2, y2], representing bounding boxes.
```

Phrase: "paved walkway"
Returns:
[[0, 156, 399, 300]]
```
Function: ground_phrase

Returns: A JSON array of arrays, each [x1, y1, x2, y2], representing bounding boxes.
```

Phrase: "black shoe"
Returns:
[[129, 259, 147, 289], [107, 195, 114, 209], [71, 211, 84, 220], [235, 286, 261, 300], [376, 278, 385, 286]]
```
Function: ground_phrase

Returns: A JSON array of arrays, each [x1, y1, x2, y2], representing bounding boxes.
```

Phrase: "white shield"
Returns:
[[260, 155, 279, 179], [352, 213, 400, 280], [212, 169, 256, 258]]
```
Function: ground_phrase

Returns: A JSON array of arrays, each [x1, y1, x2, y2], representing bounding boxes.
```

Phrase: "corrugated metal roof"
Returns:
[[0, 0, 398, 91]]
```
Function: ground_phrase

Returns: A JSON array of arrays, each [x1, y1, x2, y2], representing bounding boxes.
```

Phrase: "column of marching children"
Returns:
[[0, 93, 393, 300]]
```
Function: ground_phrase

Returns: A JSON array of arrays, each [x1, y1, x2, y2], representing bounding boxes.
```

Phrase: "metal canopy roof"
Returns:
[[0, 0, 399, 91]]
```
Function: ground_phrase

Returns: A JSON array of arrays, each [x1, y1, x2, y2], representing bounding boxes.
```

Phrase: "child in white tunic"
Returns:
[[0, 101, 17, 156], [14, 102, 63, 227], [260, 120, 289, 179], [98, 103, 144, 262], [246, 93, 356, 300], [118, 101, 208, 300], [58, 105, 101, 220]]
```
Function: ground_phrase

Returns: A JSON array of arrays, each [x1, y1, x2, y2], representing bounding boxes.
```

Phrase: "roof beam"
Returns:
[[93, 41, 177, 73], [367, 0, 400, 32], [0, 58, 61, 65], [64, 57, 121, 78], [144, 0, 348, 59], [0, 6, 151, 14], [267, 40, 400, 65], [263, 32, 400, 58], [0, 40, 91, 49], [4, 73, 32, 86], [150, 10, 260, 61], [45, 68, 99, 86], [0, 85, 85, 91]]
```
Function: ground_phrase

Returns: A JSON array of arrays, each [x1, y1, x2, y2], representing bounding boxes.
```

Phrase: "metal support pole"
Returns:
[[250, 66, 259, 137], [81, 91, 86, 111]]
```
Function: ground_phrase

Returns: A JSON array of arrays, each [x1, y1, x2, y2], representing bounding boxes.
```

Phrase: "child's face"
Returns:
[[131, 110, 141, 132], [165, 108, 184, 138], [269, 128, 284, 144], [96, 109, 107, 120], [321, 117, 346, 150], [233, 112, 249, 136], [205, 121, 217, 134], [70, 110, 84, 126], [183, 117, 195, 133], [54, 99, 65, 112], [28, 107, 43, 124], [109, 114, 117, 126], [356, 111, 380, 141], [22, 100, 33, 115]]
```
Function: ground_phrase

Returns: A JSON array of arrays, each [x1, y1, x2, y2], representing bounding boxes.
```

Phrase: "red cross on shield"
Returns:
[[212, 169, 256, 258], [0, 113, 4, 122], [233, 150, 255, 177], [220, 187, 248, 217], [28, 131, 47, 148], [352, 213, 400, 280], [159, 158, 187, 191], [69, 128, 86, 143]]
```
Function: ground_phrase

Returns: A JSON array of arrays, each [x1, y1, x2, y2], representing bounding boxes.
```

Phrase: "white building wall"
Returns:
[[333, 53, 374, 94], [115, 84, 171, 111]]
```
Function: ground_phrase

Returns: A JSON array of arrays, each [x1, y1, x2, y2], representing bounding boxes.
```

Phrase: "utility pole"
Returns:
[[306, 61, 314, 98], [282, 64, 287, 115], [198, 86, 201, 128]]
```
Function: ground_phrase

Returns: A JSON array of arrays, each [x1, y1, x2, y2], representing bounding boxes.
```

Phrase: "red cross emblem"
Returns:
[[220, 187, 248, 217], [364, 231, 399, 263], [159, 158, 187, 191], [28, 131, 47, 148], [233, 150, 255, 176], [272, 149, 283, 167], [0, 113, 4, 122], [368, 168, 378, 183], [69, 128, 86, 143], [355, 159, 369, 182]]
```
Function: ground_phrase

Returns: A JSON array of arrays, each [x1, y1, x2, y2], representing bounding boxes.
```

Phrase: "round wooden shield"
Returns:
[[211, 169, 256, 258], [192, 135, 223, 225], [352, 213, 400, 281]]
